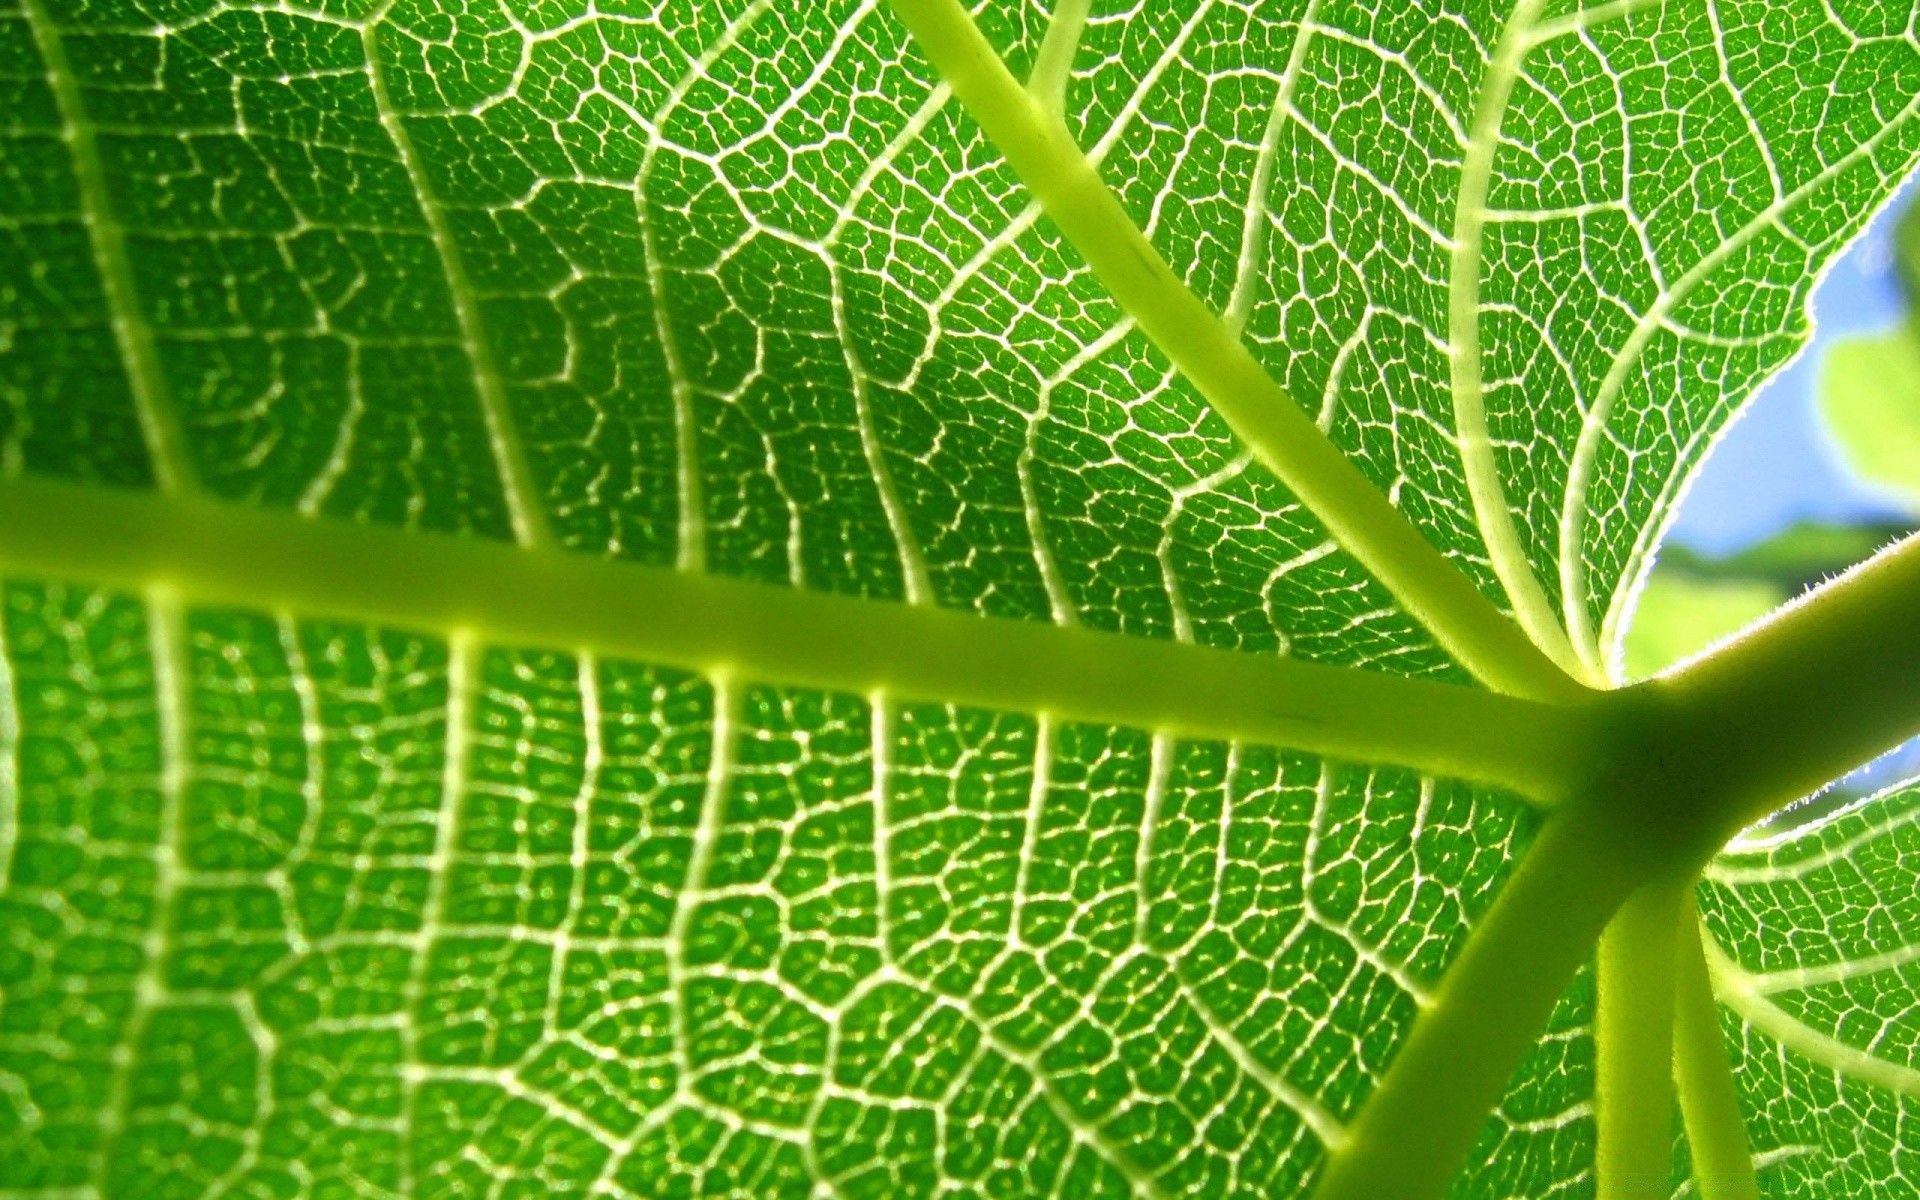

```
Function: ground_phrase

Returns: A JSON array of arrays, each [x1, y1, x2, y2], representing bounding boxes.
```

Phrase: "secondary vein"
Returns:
[[880, 0, 1586, 705], [21, 0, 190, 492], [1708, 934, 1920, 1098], [361, 8, 552, 551], [1447, 0, 1597, 682], [88, 592, 191, 1191]]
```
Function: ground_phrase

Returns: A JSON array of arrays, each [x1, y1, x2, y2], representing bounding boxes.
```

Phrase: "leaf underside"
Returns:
[[1, 0, 1919, 1197]]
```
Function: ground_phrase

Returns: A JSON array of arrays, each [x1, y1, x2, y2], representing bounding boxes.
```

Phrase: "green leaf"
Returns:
[[1822, 329, 1920, 509], [3, 0, 1920, 1196]]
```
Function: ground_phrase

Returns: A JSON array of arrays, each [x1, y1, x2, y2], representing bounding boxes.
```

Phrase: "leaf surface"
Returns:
[[3, 0, 1920, 1195]]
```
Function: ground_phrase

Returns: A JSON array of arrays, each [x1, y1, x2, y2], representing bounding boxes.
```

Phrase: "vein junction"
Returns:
[[880, 0, 1586, 706]]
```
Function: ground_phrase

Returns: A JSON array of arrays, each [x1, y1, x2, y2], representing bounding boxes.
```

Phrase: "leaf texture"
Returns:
[[3, 0, 1920, 1194]]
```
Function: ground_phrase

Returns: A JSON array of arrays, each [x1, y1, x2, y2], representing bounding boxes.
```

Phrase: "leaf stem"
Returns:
[[1674, 909, 1760, 1200], [1594, 873, 1687, 1200], [0, 475, 1594, 801], [1308, 797, 1655, 1200], [881, 0, 1586, 704], [1650, 532, 1920, 833]]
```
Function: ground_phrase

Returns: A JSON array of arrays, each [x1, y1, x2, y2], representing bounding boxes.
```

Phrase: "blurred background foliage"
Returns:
[[1824, 184, 1920, 513]]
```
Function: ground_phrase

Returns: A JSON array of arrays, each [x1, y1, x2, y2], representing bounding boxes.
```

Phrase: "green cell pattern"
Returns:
[[3, 0, 1920, 1195]]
